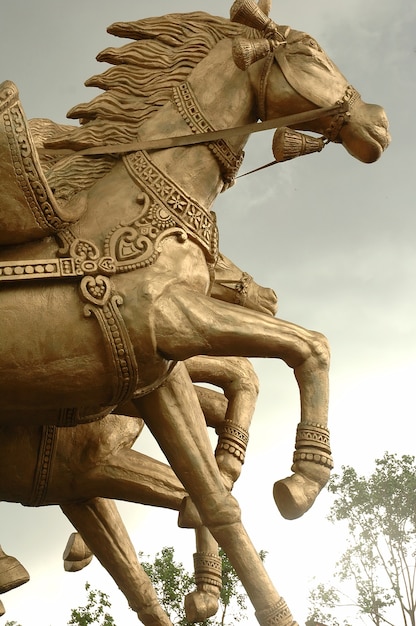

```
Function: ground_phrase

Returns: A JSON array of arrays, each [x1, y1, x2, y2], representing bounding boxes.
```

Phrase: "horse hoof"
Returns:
[[178, 497, 202, 529], [64, 555, 94, 572], [0, 599, 5, 616], [0, 552, 30, 593], [185, 590, 219, 622], [273, 473, 323, 520], [63, 533, 93, 561]]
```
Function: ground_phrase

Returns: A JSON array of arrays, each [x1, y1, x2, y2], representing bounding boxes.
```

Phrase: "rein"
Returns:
[[39, 103, 347, 158]]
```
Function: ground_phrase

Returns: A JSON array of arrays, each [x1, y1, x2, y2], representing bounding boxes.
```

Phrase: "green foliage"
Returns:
[[141, 547, 194, 626], [140, 545, 265, 625], [307, 453, 416, 626], [68, 582, 115, 626]]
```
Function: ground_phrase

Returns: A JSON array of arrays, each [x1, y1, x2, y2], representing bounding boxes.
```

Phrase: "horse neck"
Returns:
[[135, 39, 256, 209]]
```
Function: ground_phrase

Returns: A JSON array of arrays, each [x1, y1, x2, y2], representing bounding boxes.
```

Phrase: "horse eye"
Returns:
[[309, 39, 319, 49]]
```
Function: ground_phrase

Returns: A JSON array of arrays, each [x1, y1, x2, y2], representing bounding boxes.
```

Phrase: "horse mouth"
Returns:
[[370, 118, 391, 151], [362, 125, 391, 162], [341, 112, 391, 163], [342, 105, 390, 163]]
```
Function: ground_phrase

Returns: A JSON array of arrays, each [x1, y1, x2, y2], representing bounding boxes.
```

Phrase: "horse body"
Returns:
[[0, 25, 388, 423], [0, 3, 390, 624], [0, 38, 252, 418]]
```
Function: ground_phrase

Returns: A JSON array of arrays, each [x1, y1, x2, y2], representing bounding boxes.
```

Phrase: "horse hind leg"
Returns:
[[136, 363, 298, 626], [60, 498, 174, 626]]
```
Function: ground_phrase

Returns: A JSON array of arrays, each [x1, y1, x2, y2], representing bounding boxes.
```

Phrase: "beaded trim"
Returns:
[[193, 552, 222, 589], [324, 85, 361, 142], [0, 81, 70, 233], [27, 425, 58, 507], [173, 82, 245, 188], [255, 597, 297, 626], [0, 235, 116, 283], [293, 422, 333, 470], [82, 288, 139, 407], [216, 420, 249, 463], [57, 408, 80, 427], [124, 150, 218, 264], [59, 228, 140, 407]]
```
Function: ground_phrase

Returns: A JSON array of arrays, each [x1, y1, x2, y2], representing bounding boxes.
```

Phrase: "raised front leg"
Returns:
[[135, 363, 298, 626], [61, 498, 174, 626], [186, 355, 258, 491], [152, 287, 332, 519], [185, 526, 222, 623]]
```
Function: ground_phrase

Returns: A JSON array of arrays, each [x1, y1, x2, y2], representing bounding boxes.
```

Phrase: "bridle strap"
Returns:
[[258, 52, 275, 121], [323, 85, 361, 142]]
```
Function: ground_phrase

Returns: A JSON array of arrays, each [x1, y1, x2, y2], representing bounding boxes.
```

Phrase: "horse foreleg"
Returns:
[[155, 289, 332, 520], [187, 355, 258, 490], [135, 362, 297, 626], [185, 526, 221, 623], [188, 358, 258, 623], [60, 497, 174, 626]]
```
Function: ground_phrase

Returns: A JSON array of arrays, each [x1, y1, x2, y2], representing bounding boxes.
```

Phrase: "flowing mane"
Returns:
[[40, 12, 242, 202]]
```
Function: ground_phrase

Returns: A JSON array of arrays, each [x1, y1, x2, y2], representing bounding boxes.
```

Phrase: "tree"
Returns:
[[307, 453, 416, 626], [141, 545, 266, 625], [68, 582, 116, 626], [141, 546, 194, 626]]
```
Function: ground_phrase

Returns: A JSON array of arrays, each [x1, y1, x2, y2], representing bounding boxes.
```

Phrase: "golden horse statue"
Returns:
[[0, 1, 389, 624]]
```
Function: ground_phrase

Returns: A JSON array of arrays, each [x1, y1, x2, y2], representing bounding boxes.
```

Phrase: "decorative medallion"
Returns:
[[123, 150, 218, 264]]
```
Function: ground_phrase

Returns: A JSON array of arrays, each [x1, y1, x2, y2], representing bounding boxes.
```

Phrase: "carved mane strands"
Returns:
[[47, 13, 241, 149], [43, 12, 241, 201]]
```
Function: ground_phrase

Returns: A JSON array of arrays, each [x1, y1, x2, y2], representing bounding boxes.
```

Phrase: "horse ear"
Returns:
[[258, 0, 272, 16]]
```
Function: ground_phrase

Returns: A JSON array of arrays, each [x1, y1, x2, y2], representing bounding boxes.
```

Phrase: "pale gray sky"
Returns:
[[1, 1, 415, 625]]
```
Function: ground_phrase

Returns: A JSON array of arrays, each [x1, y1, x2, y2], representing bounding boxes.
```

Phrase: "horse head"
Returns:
[[231, 0, 390, 163]]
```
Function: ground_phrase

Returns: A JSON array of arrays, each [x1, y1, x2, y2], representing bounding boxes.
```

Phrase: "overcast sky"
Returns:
[[1, 1, 415, 625]]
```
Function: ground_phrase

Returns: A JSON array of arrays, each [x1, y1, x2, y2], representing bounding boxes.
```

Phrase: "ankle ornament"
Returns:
[[216, 420, 249, 463], [293, 422, 333, 470], [193, 552, 222, 590]]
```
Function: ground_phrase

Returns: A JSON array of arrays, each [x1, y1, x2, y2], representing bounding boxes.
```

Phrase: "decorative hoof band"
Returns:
[[273, 422, 333, 520], [255, 597, 298, 626], [185, 552, 221, 622], [63, 532, 93, 572], [0, 550, 30, 594]]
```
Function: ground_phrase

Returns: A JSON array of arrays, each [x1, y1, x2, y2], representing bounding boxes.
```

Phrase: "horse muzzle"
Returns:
[[340, 101, 391, 163]]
